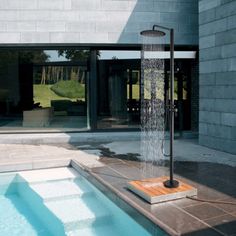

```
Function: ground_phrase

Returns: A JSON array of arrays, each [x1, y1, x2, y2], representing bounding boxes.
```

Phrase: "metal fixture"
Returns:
[[140, 24, 179, 188], [140, 25, 166, 37]]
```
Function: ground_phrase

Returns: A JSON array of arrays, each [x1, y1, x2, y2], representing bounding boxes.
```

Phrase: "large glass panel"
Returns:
[[165, 60, 192, 131], [0, 49, 89, 132], [97, 50, 141, 129]]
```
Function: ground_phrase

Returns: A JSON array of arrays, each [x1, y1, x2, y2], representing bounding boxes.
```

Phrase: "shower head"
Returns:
[[140, 29, 166, 37], [140, 25, 171, 37]]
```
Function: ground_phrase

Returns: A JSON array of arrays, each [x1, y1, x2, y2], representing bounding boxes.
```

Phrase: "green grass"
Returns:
[[132, 84, 140, 99], [51, 80, 85, 99], [127, 84, 140, 99], [34, 84, 81, 108], [35, 83, 183, 109]]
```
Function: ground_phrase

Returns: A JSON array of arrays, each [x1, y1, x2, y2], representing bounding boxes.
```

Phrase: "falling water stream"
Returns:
[[140, 35, 169, 178]]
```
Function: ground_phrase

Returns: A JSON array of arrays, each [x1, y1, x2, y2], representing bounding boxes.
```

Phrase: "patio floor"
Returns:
[[0, 137, 235, 236]]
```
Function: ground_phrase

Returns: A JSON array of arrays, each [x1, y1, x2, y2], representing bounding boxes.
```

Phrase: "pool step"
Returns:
[[17, 180, 66, 236], [16, 168, 153, 236], [29, 178, 92, 201], [66, 224, 121, 236], [45, 195, 112, 231], [27, 177, 113, 232]]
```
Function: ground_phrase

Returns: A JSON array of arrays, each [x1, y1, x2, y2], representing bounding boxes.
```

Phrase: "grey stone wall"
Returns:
[[199, 0, 236, 154], [0, 0, 198, 45]]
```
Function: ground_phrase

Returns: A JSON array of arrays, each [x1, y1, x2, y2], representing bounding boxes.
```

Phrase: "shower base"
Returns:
[[128, 176, 197, 204]]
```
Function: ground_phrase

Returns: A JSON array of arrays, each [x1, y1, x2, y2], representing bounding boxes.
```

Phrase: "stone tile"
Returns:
[[0, 162, 33, 172], [121, 160, 142, 168], [182, 228, 223, 236], [0, 32, 20, 43], [172, 198, 202, 208], [184, 203, 226, 220], [37, 22, 66, 32], [108, 163, 141, 180], [151, 203, 222, 236], [213, 197, 236, 214], [71, 0, 101, 10], [199, 8, 216, 25], [197, 184, 236, 200], [6, 22, 36, 32], [50, 32, 80, 43], [199, 0, 221, 13], [37, 0, 64, 10], [200, 35, 215, 49], [32, 159, 70, 169], [72, 151, 104, 169], [205, 214, 236, 236], [98, 156, 124, 165], [91, 166, 128, 185], [175, 162, 236, 200]]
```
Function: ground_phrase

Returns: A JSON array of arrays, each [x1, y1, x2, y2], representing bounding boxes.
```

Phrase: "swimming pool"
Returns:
[[0, 168, 167, 236]]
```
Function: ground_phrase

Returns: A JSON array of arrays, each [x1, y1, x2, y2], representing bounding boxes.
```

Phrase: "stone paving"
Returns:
[[0, 137, 235, 236], [0, 143, 104, 172], [78, 139, 236, 167]]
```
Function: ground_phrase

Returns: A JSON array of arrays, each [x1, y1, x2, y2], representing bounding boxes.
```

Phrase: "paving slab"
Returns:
[[0, 136, 235, 236]]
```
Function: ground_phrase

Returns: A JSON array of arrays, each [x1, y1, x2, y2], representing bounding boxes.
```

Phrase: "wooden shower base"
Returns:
[[128, 176, 197, 204]]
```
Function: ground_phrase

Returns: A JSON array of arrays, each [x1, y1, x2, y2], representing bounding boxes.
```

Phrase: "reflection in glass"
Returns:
[[97, 50, 141, 129], [0, 49, 89, 132]]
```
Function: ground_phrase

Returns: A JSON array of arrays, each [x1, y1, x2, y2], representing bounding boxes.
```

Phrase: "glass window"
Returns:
[[0, 49, 89, 132], [97, 50, 141, 129]]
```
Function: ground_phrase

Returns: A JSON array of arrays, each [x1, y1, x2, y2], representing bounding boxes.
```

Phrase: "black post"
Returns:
[[164, 29, 179, 188], [141, 25, 179, 188], [88, 50, 97, 130]]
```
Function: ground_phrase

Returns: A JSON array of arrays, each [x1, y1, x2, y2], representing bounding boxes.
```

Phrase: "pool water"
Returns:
[[0, 169, 167, 236], [0, 195, 52, 236]]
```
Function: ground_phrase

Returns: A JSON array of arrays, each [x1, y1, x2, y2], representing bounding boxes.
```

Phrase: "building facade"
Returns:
[[199, 0, 236, 154], [0, 0, 198, 45], [0, 0, 235, 154]]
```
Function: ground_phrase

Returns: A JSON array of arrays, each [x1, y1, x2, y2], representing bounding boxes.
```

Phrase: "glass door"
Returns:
[[97, 50, 141, 129], [127, 69, 140, 124], [165, 60, 191, 132]]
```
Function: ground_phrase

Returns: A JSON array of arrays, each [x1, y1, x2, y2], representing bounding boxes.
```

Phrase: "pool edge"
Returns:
[[0, 159, 178, 236], [71, 159, 179, 236]]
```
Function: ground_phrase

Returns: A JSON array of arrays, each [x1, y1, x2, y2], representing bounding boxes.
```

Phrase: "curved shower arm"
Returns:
[[152, 24, 172, 32]]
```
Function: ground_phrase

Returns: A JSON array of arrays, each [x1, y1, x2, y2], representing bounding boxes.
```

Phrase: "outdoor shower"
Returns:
[[127, 25, 197, 204], [140, 25, 179, 188]]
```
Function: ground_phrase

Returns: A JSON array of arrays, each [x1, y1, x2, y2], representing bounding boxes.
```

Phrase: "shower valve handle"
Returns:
[[167, 104, 177, 113]]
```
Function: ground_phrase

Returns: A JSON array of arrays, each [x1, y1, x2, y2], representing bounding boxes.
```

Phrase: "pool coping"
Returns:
[[1, 158, 234, 236], [71, 159, 178, 236], [0, 159, 176, 236]]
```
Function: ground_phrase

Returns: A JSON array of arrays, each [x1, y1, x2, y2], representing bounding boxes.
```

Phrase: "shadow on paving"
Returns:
[[67, 141, 236, 236], [174, 161, 236, 199], [183, 220, 236, 236], [70, 142, 236, 198]]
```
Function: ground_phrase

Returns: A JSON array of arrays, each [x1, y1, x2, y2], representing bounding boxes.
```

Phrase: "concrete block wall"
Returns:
[[199, 0, 236, 154], [0, 0, 198, 45]]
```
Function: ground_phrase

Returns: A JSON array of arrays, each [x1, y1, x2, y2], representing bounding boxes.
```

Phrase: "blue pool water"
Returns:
[[0, 195, 52, 236], [0, 171, 167, 236], [0, 174, 52, 236]]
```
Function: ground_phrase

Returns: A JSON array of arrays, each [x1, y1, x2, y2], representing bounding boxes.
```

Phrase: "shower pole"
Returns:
[[164, 28, 179, 188], [141, 25, 179, 188]]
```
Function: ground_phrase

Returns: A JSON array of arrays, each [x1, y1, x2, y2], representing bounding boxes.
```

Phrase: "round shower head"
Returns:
[[140, 29, 166, 37]]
